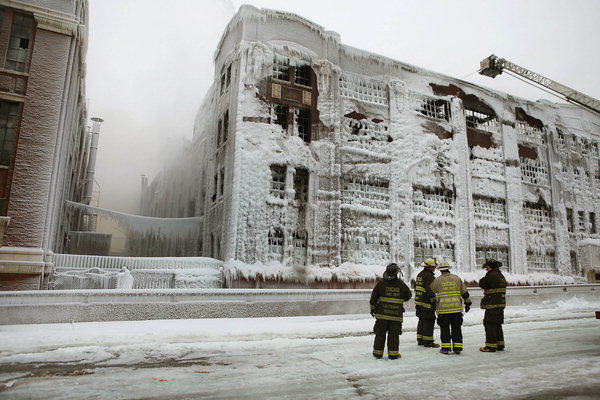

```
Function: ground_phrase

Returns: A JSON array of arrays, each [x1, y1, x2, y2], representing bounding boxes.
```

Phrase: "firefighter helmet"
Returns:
[[386, 263, 400, 275], [421, 258, 437, 267], [438, 261, 451, 271], [482, 259, 502, 269]]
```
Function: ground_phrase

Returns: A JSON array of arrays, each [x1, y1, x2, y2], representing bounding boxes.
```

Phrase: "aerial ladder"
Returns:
[[479, 54, 600, 115]]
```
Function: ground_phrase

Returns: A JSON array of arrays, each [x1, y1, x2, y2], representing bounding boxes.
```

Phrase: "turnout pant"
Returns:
[[416, 306, 436, 344], [483, 308, 505, 350], [373, 319, 403, 358], [436, 313, 463, 351]]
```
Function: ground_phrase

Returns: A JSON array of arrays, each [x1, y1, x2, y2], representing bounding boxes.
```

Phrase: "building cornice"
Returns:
[[0, 0, 82, 35]]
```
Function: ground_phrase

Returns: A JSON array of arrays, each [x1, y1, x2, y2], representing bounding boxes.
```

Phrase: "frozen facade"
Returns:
[[141, 5, 600, 286], [0, 0, 92, 290]]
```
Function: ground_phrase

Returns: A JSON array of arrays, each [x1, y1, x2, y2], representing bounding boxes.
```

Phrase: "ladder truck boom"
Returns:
[[479, 54, 600, 115]]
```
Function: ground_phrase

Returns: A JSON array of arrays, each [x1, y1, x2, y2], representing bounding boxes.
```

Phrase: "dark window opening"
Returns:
[[297, 108, 311, 143], [217, 119, 222, 146], [590, 212, 597, 234], [0, 101, 19, 166], [566, 208, 574, 233], [294, 168, 309, 202], [222, 110, 229, 143], [295, 65, 311, 86], [270, 164, 286, 199], [274, 104, 288, 131]]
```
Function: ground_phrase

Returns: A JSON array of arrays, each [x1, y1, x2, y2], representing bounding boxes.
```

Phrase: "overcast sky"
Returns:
[[85, 0, 600, 214]]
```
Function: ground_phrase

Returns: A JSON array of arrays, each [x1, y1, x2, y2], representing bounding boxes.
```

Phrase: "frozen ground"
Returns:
[[1, 296, 599, 400]]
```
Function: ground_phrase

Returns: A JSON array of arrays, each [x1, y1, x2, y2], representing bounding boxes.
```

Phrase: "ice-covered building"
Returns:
[[142, 5, 600, 286], [0, 0, 93, 290]]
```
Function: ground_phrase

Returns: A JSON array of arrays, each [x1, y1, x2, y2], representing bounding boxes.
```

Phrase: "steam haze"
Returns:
[[86, 0, 600, 214]]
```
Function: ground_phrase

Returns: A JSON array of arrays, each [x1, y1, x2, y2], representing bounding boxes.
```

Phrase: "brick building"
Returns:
[[0, 0, 92, 290]]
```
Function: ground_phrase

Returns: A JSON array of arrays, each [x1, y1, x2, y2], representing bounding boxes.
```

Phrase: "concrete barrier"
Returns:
[[0, 284, 599, 325]]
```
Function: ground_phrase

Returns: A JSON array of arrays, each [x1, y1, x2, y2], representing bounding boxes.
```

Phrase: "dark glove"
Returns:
[[370, 310, 375, 317], [464, 303, 471, 313]]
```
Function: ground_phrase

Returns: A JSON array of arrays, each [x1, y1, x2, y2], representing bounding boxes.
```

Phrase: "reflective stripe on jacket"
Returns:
[[370, 277, 412, 322], [479, 269, 507, 309], [430, 272, 471, 314], [414, 269, 436, 310]]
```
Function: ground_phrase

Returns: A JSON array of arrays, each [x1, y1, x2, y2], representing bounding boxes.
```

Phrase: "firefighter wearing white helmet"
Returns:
[[414, 257, 440, 348], [430, 261, 472, 355]]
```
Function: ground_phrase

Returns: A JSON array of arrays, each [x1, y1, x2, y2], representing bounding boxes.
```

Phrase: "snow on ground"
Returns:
[[1, 296, 599, 399]]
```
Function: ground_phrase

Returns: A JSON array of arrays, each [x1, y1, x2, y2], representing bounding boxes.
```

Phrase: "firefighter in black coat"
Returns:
[[369, 263, 412, 359], [479, 259, 508, 352], [414, 258, 440, 347]]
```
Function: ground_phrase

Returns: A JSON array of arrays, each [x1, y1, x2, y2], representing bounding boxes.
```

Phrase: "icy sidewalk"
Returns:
[[0, 296, 599, 399]]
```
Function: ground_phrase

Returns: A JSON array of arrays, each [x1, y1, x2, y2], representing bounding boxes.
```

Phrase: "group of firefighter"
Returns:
[[369, 258, 507, 359]]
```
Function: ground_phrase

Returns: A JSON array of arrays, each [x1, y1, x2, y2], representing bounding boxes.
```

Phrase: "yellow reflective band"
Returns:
[[415, 301, 433, 308], [380, 297, 404, 304], [388, 350, 400, 356], [482, 304, 505, 309], [453, 343, 463, 346], [437, 308, 463, 314], [423, 336, 434, 340], [485, 343, 497, 348], [441, 343, 451, 348], [485, 288, 506, 294], [373, 349, 384, 355], [415, 286, 425, 292], [375, 314, 403, 322], [416, 334, 423, 339], [437, 291, 461, 297]]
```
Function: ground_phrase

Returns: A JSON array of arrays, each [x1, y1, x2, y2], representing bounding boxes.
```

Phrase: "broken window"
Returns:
[[5, 13, 33, 72], [342, 234, 390, 264], [520, 157, 549, 186], [418, 97, 449, 121], [341, 176, 390, 210], [517, 121, 546, 146], [412, 186, 454, 218], [296, 108, 311, 142], [566, 208, 574, 233], [0, 101, 20, 166], [476, 247, 509, 272], [578, 211, 586, 232], [216, 119, 222, 147], [295, 64, 311, 86], [293, 168, 309, 202], [473, 195, 507, 224], [222, 110, 229, 143], [218, 167, 225, 197], [293, 230, 307, 267], [268, 227, 284, 262], [465, 109, 498, 133], [273, 104, 289, 131], [339, 73, 388, 106], [220, 63, 232, 95], [212, 172, 218, 203], [523, 202, 552, 231], [273, 55, 290, 81], [414, 240, 454, 267], [590, 212, 597, 234], [526, 250, 556, 273], [591, 141, 600, 158], [270, 165, 286, 199]]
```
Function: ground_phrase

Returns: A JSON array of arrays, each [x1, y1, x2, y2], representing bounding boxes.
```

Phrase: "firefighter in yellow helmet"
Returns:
[[369, 263, 412, 359], [414, 257, 440, 348], [431, 261, 472, 355]]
